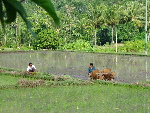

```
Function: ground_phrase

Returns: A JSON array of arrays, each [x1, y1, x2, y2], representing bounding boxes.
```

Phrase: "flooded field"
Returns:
[[0, 51, 150, 83]]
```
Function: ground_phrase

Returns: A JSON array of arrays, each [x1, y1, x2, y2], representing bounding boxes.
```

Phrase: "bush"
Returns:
[[92, 45, 116, 52], [12, 46, 34, 51], [35, 29, 64, 50], [60, 39, 93, 52], [118, 40, 145, 52]]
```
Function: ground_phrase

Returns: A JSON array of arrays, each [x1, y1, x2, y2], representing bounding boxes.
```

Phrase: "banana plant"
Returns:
[[0, 0, 60, 37]]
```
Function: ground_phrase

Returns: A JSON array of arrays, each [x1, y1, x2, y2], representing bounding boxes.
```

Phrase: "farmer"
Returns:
[[27, 62, 36, 75], [88, 63, 96, 76]]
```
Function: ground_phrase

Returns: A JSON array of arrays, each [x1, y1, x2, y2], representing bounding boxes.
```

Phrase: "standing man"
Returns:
[[88, 63, 96, 76], [27, 62, 36, 75]]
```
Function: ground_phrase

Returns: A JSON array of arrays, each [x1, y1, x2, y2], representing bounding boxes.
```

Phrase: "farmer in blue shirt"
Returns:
[[88, 63, 96, 76]]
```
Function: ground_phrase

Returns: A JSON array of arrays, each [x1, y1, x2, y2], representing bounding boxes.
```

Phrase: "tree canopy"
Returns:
[[0, 0, 148, 52], [0, 0, 59, 30]]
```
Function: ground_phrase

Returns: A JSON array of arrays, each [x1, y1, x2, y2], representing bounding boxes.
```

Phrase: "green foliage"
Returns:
[[0, 46, 14, 51], [36, 29, 64, 50], [97, 28, 111, 45], [1, 0, 35, 37], [2, 0, 17, 23], [14, 46, 33, 51], [92, 45, 116, 52], [117, 22, 145, 42], [118, 40, 145, 52], [147, 41, 150, 51], [31, 0, 60, 25], [87, 40, 148, 53], [0, 0, 148, 53], [60, 39, 93, 51], [0, 0, 59, 38]]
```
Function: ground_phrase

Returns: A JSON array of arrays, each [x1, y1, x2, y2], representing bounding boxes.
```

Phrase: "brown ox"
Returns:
[[101, 68, 112, 73], [90, 69, 103, 80], [101, 69, 115, 81], [90, 69, 115, 81]]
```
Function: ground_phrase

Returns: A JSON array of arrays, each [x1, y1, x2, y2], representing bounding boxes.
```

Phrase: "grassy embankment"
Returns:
[[0, 68, 150, 113], [1, 42, 150, 57]]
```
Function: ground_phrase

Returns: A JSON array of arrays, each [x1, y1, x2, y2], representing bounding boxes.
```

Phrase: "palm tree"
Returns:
[[87, 3, 107, 45], [124, 1, 145, 27], [102, 4, 128, 44]]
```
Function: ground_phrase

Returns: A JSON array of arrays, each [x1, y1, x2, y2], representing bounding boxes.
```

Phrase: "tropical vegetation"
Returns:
[[0, 0, 150, 53]]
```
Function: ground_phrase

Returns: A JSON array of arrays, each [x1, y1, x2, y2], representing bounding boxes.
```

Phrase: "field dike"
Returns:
[[0, 67, 150, 89]]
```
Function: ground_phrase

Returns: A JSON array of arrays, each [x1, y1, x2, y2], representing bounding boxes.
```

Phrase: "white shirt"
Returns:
[[27, 65, 36, 71]]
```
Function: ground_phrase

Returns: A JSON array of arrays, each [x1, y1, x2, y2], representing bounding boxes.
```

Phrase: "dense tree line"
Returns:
[[0, 0, 149, 51]]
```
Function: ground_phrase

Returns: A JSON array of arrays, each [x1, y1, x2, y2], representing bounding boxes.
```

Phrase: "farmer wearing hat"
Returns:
[[88, 63, 96, 76]]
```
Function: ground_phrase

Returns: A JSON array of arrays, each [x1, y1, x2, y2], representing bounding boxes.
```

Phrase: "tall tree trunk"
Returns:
[[148, 33, 150, 42], [115, 27, 118, 52], [3, 33, 7, 46], [111, 25, 114, 44], [15, 24, 18, 47], [94, 29, 97, 46]]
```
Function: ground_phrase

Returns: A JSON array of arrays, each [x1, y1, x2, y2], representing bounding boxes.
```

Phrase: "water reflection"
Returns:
[[0, 51, 150, 83], [145, 58, 149, 82]]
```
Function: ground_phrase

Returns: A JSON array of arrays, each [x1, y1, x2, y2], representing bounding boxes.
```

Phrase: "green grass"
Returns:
[[0, 73, 44, 86], [0, 68, 150, 113], [0, 85, 150, 113], [0, 49, 150, 57], [0, 75, 20, 85]]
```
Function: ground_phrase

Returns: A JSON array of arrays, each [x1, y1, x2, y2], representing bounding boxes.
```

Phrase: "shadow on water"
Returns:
[[0, 51, 150, 83]]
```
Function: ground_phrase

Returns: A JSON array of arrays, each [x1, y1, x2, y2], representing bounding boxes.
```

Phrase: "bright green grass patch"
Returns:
[[0, 73, 40, 86], [0, 75, 19, 86], [0, 85, 149, 113]]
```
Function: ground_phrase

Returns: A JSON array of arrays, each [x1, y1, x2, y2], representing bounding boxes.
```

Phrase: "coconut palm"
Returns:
[[87, 3, 107, 45], [102, 4, 129, 44], [124, 1, 145, 27]]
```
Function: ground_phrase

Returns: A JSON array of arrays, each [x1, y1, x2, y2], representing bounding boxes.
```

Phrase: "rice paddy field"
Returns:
[[0, 69, 150, 113], [1, 50, 150, 83]]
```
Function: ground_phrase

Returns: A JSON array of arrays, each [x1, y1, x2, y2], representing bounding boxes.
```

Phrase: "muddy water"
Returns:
[[0, 51, 150, 83]]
